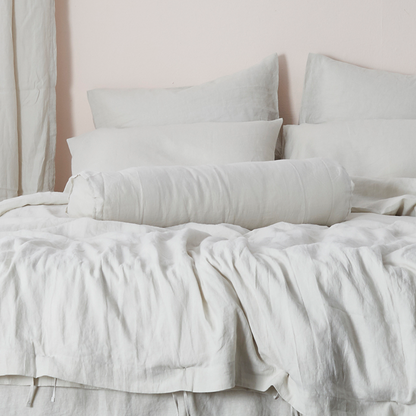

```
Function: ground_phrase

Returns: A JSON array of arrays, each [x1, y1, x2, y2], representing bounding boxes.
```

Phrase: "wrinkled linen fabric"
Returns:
[[2, 186, 416, 415], [0, 0, 56, 202], [0, 385, 294, 416], [352, 176, 416, 216], [0, 192, 68, 217], [66, 158, 353, 228]]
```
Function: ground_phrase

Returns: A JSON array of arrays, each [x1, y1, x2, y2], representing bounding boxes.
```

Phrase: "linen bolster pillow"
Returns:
[[66, 159, 352, 229]]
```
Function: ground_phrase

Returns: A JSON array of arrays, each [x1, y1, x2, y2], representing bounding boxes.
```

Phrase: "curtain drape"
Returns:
[[0, 0, 56, 201]]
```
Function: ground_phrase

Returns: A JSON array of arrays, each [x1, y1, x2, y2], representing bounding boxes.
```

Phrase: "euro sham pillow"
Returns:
[[283, 120, 416, 178], [66, 159, 352, 229], [299, 53, 416, 124], [88, 54, 279, 128], [67, 119, 283, 175]]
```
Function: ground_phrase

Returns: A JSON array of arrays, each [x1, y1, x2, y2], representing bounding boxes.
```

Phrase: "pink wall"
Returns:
[[55, 0, 416, 191]]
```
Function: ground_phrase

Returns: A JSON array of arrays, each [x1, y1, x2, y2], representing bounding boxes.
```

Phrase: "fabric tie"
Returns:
[[51, 378, 58, 402], [25, 377, 37, 407]]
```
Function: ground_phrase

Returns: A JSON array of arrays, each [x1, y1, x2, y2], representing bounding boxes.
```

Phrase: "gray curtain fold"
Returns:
[[0, 0, 56, 201]]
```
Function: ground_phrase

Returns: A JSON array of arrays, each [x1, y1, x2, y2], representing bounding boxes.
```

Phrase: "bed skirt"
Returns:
[[0, 380, 298, 416]]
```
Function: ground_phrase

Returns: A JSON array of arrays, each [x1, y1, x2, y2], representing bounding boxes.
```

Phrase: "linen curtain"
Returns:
[[0, 0, 56, 201]]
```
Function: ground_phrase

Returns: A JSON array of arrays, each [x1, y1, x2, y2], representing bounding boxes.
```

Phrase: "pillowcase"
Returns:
[[66, 159, 352, 229], [88, 54, 279, 128], [299, 53, 416, 124], [67, 120, 283, 175], [283, 120, 416, 178]]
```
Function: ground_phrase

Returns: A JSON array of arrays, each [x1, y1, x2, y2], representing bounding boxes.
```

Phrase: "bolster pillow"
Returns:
[[66, 159, 352, 229]]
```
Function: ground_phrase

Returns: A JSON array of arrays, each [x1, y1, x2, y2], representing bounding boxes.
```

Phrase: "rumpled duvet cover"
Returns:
[[1, 179, 416, 416]]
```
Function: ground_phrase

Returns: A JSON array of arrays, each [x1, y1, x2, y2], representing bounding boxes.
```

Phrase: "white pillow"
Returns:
[[283, 120, 416, 178], [66, 159, 352, 229], [299, 53, 416, 124], [67, 120, 283, 175], [88, 54, 279, 128]]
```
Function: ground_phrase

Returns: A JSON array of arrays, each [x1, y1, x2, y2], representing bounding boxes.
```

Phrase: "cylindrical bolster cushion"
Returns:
[[66, 159, 352, 229]]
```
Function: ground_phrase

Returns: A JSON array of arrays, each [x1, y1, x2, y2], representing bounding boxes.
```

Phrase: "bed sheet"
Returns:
[[1, 187, 416, 416]]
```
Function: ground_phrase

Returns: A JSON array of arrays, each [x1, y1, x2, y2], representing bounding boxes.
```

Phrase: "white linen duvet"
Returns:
[[1, 183, 416, 416]]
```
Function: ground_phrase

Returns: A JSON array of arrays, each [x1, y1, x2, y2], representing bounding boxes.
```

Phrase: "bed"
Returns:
[[1, 53, 416, 416]]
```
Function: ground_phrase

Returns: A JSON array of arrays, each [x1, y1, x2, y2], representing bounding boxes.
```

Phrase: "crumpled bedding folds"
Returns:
[[1, 176, 416, 415]]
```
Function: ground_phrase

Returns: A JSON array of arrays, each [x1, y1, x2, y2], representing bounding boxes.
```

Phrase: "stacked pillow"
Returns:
[[68, 120, 282, 175], [69, 54, 282, 174], [66, 55, 354, 228], [284, 53, 416, 178], [66, 56, 288, 227]]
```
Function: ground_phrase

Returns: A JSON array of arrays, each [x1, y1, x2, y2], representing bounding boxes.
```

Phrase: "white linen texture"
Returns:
[[351, 176, 416, 216], [66, 159, 352, 228], [67, 119, 283, 175], [0, 385, 293, 416], [299, 53, 416, 123], [0, 0, 56, 201], [87, 54, 279, 128], [283, 120, 416, 178], [2, 195, 416, 415]]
